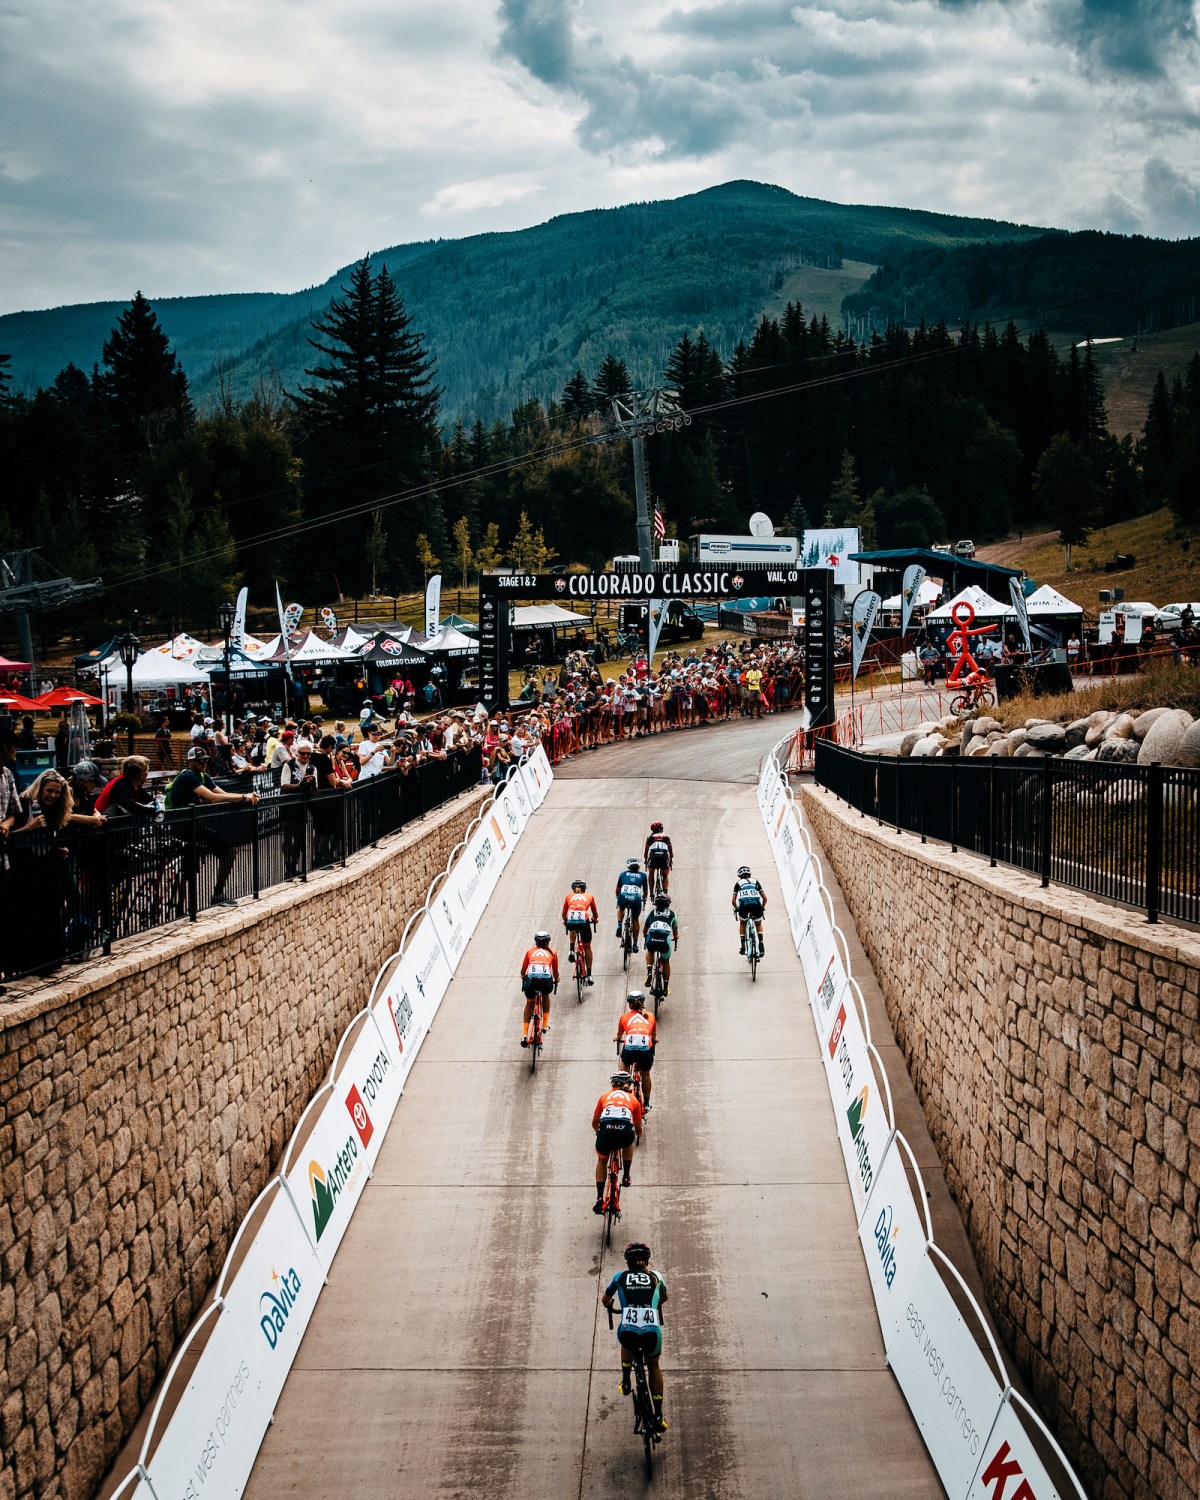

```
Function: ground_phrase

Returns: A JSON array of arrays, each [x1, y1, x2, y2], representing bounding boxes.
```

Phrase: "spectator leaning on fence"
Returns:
[[25, 770, 103, 831], [95, 756, 156, 819]]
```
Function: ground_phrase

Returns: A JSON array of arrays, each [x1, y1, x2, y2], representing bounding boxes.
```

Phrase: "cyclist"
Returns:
[[615, 990, 658, 1108], [602, 1242, 669, 1432], [520, 929, 559, 1047], [562, 878, 599, 986], [732, 865, 767, 956], [614, 857, 648, 950], [643, 820, 674, 894], [642, 893, 679, 996], [592, 1070, 643, 1210]]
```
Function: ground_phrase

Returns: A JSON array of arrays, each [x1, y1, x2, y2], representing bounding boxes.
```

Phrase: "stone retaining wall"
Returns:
[[0, 787, 489, 1500], [802, 785, 1200, 1500]]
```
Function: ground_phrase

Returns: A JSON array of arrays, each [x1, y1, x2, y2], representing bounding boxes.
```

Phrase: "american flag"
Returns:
[[653, 505, 666, 540]]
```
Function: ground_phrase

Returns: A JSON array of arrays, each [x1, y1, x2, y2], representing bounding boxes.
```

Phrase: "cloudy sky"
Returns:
[[2, 0, 1199, 314]]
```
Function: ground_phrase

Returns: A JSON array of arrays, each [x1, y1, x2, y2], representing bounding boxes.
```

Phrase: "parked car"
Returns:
[[1155, 602, 1199, 631], [952, 539, 976, 558]]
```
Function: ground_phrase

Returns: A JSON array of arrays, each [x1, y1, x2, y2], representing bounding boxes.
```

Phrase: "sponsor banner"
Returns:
[[967, 1399, 1069, 1500], [441, 814, 506, 939], [337, 1015, 403, 1161], [757, 756, 780, 816], [491, 772, 531, 851], [1008, 578, 1032, 654], [801, 527, 861, 591], [425, 574, 442, 641], [763, 771, 789, 848], [821, 996, 894, 1222], [284, 1089, 373, 1271], [887, 1252, 1004, 1500], [143, 1308, 266, 1500], [219, 1186, 323, 1424], [851, 589, 882, 679], [1097, 609, 1115, 646], [428, 880, 470, 970], [374, 917, 454, 1080], [900, 565, 926, 638], [793, 861, 841, 1003], [858, 1137, 926, 1320], [773, 808, 810, 910], [520, 745, 552, 807]]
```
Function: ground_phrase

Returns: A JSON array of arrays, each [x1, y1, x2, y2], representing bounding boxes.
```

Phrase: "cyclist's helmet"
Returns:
[[611, 1071, 634, 1089], [653, 893, 672, 910], [533, 929, 551, 947], [625, 857, 640, 870], [624, 1242, 651, 1265], [650, 820, 664, 833], [626, 990, 646, 1010], [571, 878, 587, 891], [737, 865, 752, 879]]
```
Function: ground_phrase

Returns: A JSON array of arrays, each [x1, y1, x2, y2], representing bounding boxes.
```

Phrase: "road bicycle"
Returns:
[[742, 916, 763, 982], [949, 678, 996, 717], [648, 864, 668, 899], [569, 932, 591, 1003], [647, 951, 667, 1015], [527, 991, 546, 1073], [110, 834, 187, 937], [600, 1146, 623, 1247], [607, 1305, 663, 1478], [618, 906, 635, 972], [616, 1041, 647, 1115]]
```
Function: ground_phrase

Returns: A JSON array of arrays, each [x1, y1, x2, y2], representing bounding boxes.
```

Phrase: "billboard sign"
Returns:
[[801, 528, 861, 591]]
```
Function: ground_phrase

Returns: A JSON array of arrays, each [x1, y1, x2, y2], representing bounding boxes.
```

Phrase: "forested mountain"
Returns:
[[1, 181, 1047, 425]]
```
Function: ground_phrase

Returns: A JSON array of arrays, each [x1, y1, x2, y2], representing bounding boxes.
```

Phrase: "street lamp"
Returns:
[[116, 626, 140, 756], [217, 599, 235, 738]]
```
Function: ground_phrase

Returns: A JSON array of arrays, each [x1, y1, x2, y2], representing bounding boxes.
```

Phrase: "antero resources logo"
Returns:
[[307, 1135, 359, 1240]]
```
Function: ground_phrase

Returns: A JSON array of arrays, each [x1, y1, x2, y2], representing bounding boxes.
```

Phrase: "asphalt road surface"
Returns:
[[243, 723, 944, 1498]]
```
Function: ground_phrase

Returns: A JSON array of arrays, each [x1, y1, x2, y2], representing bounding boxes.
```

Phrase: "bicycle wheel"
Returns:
[[622, 917, 631, 972], [529, 1009, 540, 1074], [576, 955, 585, 1004], [950, 693, 970, 716], [636, 1367, 655, 1478], [977, 687, 995, 707], [750, 946, 758, 982]]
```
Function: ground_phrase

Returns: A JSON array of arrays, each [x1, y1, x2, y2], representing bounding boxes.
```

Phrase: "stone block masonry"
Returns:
[[0, 787, 489, 1500], [802, 784, 1200, 1500]]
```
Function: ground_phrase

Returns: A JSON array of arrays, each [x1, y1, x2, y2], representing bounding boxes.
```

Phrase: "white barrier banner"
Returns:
[[774, 808, 809, 907], [285, 1087, 373, 1271], [886, 1252, 1004, 1500], [794, 865, 841, 1001], [968, 1399, 1068, 1500], [337, 1014, 403, 1164], [442, 814, 506, 938], [858, 1138, 926, 1320], [520, 745, 552, 807], [144, 1310, 265, 1500], [373, 917, 453, 1084], [493, 769, 533, 847], [428, 877, 470, 969], [219, 1187, 324, 1424], [763, 771, 789, 845], [757, 757, 780, 816], [821, 994, 893, 1222]]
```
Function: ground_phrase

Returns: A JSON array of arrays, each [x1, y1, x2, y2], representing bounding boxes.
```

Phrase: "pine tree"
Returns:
[[561, 370, 592, 420], [827, 451, 860, 526], [101, 292, 193, 467], [592, 354, 632, 410], [1033, 434, 1102, 570]]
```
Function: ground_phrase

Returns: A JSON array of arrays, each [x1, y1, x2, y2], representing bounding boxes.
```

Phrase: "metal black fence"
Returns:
[[0, 751, 484, 983], [812, 741, 1200, 927]]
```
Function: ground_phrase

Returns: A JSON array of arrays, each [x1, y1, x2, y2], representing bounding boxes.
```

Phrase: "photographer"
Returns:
[[356, 723, 394, 780], [279, 738, 317, 878]]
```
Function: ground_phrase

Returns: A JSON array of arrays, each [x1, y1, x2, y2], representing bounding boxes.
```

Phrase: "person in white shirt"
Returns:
[[357, 724, 393, 780]]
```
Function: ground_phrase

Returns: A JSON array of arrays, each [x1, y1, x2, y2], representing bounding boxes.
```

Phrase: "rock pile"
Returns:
[[897, 706, 1199, 765]]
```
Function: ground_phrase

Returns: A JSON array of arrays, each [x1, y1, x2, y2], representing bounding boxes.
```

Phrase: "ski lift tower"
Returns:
[[608, 389, 691, 570], [0, 550, 104, 686]]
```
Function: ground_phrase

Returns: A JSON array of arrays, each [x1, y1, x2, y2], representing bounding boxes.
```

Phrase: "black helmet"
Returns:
[[571, 878, 586, 891], [653, 893, 671, 909], [611, 1071, 634, 1089], [626, 990, 646, 1010], [737, 865, 752, 879], [650, 820, 663, 833], [625, 857, 640, 870], [624, 1242, 651, 1265], [533, 929, 551, 947]]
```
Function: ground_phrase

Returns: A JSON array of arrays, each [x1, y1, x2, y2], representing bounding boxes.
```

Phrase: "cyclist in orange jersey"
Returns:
[[562, 878, 599, 985], [592, 1072, 643, 1211], [615, 990, 658, 1108], [519, 929, 559, 1046]]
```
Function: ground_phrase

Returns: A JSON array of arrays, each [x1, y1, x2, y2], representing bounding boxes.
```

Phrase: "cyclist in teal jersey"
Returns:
[[614, 857, 648, 949], [602, 1242, 669, 1432]]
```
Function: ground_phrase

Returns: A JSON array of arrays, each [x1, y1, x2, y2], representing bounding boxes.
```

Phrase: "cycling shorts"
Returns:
[[621, 1044, 655, 1073], [646, 852, 670, 869], [522, 976, 554, 999], [617, 1325, 663, 1360], [596, 1122, 637, 1156], [737, 899, 764, 921], [643, 933, 673, 958], [617, 892, 643, 912], [566, 916, 593, 933]]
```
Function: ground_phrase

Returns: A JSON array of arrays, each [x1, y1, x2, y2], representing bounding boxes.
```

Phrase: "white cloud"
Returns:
[[0, 0, 1198, 313]]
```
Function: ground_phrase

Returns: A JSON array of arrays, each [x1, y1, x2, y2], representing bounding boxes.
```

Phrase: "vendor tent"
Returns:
[[73, 638, 119, 672], [439, 613, 479, 636], [331, 626, 374, 652], [200, 645, 283, 680], [130, 651, 210, 689], [511, 604, 590, 628], [0, 654, 32, 671], [262, 630, 357, 663], [1025, 584, 1083, 616], [356, 631, 429, 669], [151, 633, 206, 661], [416, 626, 478, 660], [927, 585, 1014, 621], [880, 579, 940, 611]]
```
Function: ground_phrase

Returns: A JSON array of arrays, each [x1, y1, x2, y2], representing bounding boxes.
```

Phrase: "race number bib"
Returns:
[[527, 963, 551, 979], [600, 1105, 632, 1125], [620, 1306, 660, 1331], [622, 1033, 651, 1050]]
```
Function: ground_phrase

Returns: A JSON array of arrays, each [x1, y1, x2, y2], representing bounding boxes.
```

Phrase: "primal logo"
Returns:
[[259, 1265, 303, 1349], [307, 1135, 360, 1240], [846, 1084, 875, 1196], [827, 1002, 847, 1059], [872, 1201, 900, 1289]]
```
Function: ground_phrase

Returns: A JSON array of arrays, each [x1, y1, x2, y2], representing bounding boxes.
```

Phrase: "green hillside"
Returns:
[[0, 180, 1047, 423]]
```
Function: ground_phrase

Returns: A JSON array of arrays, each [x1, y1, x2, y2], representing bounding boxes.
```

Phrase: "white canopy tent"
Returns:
[[927, 585, 1014, 621], [880, 579, 940, 611], [511, 604, 591, 627], [1025, 584, 1083, 616], [262, 630, 358, 664], [416, 626, 478, 660], [130, 651, 211, 689]]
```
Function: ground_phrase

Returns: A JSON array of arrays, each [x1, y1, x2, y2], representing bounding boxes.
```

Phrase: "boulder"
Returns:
[[1065, 717, 1093, 750], [1132, 707, 1172, 741], [968, 742, 991, 757], [1014, 743, 1046, 758], [899, 730, 923, 757], [910, 735, 944, 758], [1085, 713, 1116, 748], [1026, 722, 1068, 753], [942, 734, 963, 757], [1178, 720, 1200, 769], [973, 717, 1002, 737], [1025, 717, 1050, 729], [987, 739, 1011, 757], [1096, 738, 1139, 764], [1063, 744, 1097, 761], [1106, 712, 1136, 740], [1007, 728, 1029, 752], [1137, 709, 1195, 766]]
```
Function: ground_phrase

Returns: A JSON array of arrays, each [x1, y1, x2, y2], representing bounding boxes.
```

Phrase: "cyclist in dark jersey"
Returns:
[[602, 1241, 669, 1432], [643, 821, 673, 894], [732, 865, 766, 956], [614, 857, 648, 949]]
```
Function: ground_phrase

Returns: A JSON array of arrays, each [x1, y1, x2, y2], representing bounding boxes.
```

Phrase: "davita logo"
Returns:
[[872, 1200, 899, 1289], [307, 1134, 359, 1240], [846, 1084, 875, 1195], [259, 1264, 303, 1349]]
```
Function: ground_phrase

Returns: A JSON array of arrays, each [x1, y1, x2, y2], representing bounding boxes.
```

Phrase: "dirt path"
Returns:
[[975, 531, 1055, 566]]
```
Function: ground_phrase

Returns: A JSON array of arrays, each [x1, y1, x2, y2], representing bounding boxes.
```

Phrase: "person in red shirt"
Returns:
[[562, 879, 599, 985], [591, 1072, 644, 1212], [520, 929, 559, 1046], [614, 991, 658, 1107]]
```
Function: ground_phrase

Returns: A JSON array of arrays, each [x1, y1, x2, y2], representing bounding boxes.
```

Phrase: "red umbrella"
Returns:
[[35, 686, 105, 708], [0, 655, 32, 671], [0, 692, 42, 713]]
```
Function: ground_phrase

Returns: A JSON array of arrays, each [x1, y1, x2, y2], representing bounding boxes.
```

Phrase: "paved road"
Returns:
[[243, 733, 943, 1498]]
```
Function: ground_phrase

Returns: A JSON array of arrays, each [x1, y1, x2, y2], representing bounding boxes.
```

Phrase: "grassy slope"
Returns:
[[1086, 323, 1200, 440], [1003, 507, 1197, 611], [759, 259, 876, 328]]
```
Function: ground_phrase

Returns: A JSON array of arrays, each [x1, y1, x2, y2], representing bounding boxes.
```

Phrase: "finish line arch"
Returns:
[[478, 567, 835, 723]]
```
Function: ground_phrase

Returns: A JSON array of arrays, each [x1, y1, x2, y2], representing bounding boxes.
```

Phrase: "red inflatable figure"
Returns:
[[944, 601, 997, 687]]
